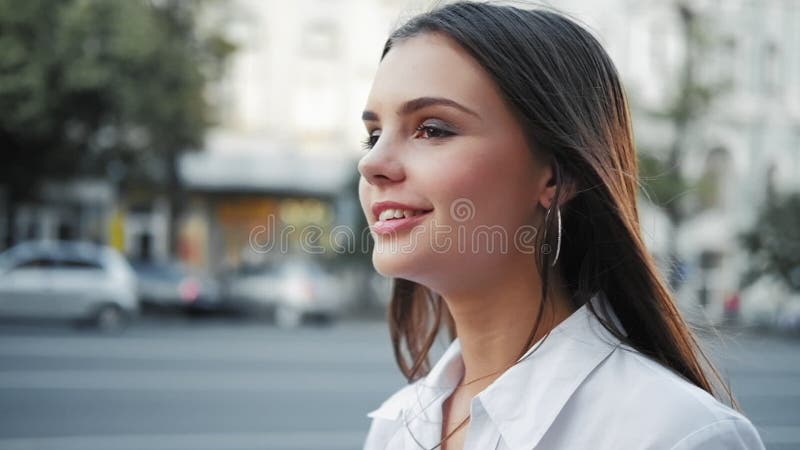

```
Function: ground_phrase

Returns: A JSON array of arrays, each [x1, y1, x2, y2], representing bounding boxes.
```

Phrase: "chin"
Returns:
[[371, 242, 433, 278], [371, 248, 413, 278], [372, 249, 448, 294]]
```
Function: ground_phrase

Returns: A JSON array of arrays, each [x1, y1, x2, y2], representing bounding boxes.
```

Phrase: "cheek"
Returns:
[[431, 151, 532, 228]]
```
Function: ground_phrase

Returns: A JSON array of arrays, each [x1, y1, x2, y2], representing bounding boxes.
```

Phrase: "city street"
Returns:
[[0, 315, 797, 450]]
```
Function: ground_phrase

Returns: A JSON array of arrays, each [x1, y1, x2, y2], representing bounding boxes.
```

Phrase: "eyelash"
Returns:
[[361, 124, 455, 151], [361, 134, 379, 151]]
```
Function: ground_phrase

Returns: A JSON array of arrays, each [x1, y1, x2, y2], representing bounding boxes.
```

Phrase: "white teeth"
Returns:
[[378, 208, 426, 221], [378, 209, 394, 221]]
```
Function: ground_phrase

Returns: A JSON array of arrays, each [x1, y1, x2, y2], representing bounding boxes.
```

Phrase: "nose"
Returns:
[[357, 142, 405, 186]]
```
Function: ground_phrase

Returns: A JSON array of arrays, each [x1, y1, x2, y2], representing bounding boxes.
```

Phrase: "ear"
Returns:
[[537, 162, 576, 210]]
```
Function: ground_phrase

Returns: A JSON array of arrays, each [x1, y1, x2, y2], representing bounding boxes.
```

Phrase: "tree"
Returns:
[[739, 193, 800, 292], [637, 1, 726, 291], [0, 0, 235, 250]]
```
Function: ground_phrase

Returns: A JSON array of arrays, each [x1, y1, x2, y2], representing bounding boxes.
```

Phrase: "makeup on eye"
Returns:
[[414, 119, 457, 139], [360, 119, 458, 151]]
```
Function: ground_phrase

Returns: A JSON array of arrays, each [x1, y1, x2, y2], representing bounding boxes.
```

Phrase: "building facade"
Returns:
[[555, 0, 800, 319]]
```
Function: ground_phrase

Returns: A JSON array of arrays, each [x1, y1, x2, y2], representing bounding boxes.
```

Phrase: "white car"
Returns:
[[223, 257, 346, 327], [0, 240, 139, 331]]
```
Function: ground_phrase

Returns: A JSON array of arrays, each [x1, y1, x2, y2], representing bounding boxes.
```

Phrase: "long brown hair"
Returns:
[[380, 1, 736, 408]]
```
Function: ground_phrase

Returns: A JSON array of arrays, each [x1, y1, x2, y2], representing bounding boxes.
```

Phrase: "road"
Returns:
[[0, 315, 797, 450]]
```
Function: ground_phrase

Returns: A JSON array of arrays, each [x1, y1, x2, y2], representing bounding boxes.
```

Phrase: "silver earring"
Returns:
[[544, 206, 562, 267]]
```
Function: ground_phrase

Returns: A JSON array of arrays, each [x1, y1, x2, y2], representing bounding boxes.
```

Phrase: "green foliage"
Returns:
[[636, 2, 729, 222], [739, 193, 800, 292], [693, 168, 722, 211], [0, 0, 235, 197], [637, 152, 690, 220], [644, 3, 728, 127], [644, 81, 726, 127]]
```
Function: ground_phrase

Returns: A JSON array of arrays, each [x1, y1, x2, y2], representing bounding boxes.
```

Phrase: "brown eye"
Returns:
[[415, 123, 455, 140]]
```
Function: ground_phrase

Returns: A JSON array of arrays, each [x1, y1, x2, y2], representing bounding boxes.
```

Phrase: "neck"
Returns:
[[440, 257, 576, 390]]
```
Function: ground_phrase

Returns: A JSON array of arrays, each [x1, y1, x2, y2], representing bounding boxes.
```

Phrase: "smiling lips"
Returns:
[[371, 201, 434, 234]]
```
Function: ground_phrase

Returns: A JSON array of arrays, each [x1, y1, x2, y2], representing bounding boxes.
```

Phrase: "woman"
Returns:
[[357, 2, 765, 449]]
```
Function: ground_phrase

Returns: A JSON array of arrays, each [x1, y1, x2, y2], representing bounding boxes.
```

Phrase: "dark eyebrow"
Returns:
[[361, 96, 480, 122]]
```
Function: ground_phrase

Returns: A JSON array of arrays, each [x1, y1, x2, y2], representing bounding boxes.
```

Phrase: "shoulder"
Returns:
[[667, 417, 766, 450], [567, 344, 764, 449], [600, 344, 738, 420]]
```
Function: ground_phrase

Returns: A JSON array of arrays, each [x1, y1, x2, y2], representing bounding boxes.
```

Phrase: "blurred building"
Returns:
[[555, 0, 800, 319], [131, 0, 433, 273], [2, 0, 796, 321], [148, 0, 431, 272], [210, 0, 431, 155], [0, 0, 430, 281], [3, 179, 115, 245], [176, 131, 356, 272]]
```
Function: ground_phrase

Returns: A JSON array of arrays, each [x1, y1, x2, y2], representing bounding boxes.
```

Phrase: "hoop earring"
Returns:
[[543, 206, 562, 267]]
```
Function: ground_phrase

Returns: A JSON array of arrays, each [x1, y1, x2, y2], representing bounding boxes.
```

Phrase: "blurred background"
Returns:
[[0, 0, 798, 449]]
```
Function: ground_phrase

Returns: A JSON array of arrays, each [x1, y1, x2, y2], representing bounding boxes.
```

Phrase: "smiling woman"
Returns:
[[357, 2, 764, 450]]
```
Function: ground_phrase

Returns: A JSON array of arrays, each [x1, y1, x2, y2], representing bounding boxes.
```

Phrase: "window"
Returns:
[[60, 259, 103, 270], [721, 37, 738, 89], [762, 41, 780, 95], [13, 258, 55, 270]]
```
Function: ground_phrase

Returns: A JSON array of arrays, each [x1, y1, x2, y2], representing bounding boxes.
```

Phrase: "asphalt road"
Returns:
[[0, 315, 796, 450]]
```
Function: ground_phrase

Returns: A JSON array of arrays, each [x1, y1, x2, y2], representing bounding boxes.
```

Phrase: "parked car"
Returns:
[[0, 240, 139, 331], [222, 257, 346, 327], [776, 297, 800, 333], [131, 260, 223, 313], [739, 275, 799, 329]]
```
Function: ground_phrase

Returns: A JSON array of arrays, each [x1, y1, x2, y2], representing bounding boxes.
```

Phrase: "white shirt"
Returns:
[[364, 292, 765, 450]]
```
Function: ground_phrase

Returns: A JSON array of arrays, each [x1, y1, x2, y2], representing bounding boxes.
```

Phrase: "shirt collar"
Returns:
[[424, 291, 626, 448], [479, 291, 625, 449], [368, 291, 627, 449]]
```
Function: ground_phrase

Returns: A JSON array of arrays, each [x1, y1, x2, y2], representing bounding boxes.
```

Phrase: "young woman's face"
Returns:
[[358, 32, 552, 294]]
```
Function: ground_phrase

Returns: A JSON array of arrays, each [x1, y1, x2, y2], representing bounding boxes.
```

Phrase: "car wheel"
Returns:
[[94, 304, 126, 333], [275, 305, 302, 328]]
